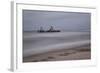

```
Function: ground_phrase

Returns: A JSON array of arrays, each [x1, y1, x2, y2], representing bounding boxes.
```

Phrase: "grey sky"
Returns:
[[23, 10, 91, 32]]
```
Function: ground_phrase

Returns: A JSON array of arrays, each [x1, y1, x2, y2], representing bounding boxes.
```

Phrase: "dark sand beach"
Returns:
[[23, 45, 91, 62]]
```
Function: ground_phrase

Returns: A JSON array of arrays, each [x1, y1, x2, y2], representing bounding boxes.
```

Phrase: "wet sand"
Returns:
[[23, 46, 91, 62]]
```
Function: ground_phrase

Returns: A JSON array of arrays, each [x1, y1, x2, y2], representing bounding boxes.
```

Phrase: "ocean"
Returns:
[[23, 32, 90, 57]]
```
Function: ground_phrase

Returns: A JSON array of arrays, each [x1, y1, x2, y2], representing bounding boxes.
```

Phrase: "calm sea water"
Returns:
[[23, 32, 90, 57]]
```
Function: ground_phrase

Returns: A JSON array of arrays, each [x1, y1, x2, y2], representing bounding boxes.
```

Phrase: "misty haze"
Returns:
[[23, 10, 91, 62]]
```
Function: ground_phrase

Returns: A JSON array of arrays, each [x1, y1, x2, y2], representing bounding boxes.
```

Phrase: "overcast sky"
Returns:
[[23, 10, 91, 32]]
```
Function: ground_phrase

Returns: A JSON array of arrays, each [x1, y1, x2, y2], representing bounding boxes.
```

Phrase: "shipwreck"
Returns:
[[38, 26, 61, 32]]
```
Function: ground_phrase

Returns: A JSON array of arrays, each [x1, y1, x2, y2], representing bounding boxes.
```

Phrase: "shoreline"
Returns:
[[23, 46, 91, 62]]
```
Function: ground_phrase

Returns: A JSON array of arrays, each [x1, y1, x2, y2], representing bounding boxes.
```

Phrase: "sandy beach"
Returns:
[[23, 45, 91, 62]]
